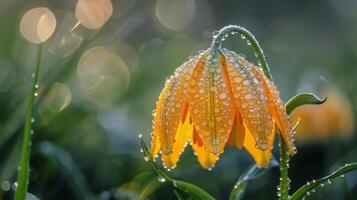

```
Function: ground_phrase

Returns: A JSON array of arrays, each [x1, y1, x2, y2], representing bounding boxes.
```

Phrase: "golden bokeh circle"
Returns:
[[20, 7, 56, 43], [75, 0, 113, 29]]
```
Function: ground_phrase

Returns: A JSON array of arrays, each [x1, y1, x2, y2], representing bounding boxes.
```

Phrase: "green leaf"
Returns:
[[290, 162, 357, 200], [139, 137, 215, 200], [173, 181, 215, 200], [38, 141, 95, 200], [229, 158, 279, 200], [15, 44, 43, 200], [285, 93, 326, 115]]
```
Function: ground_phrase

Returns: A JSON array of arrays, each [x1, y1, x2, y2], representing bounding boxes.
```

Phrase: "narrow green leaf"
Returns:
[[140, 137, 215, 200], [290, 162, 357, 200], [137, 178, 161, 200], [38, 141, 95, 200], [116, 172, 160, 200], [285, 93, 326, 115], [15, 44, 43, 200], [173, 181, 215, 200], [229, 158, 278, 200]]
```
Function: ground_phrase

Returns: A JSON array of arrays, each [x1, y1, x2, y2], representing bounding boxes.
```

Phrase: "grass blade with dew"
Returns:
[[14, 44, 43, 200]]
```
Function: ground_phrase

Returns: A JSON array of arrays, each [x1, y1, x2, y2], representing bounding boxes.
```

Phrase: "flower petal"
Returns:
[[243, 124, 275, 168], [250, 67, 296, 155], [152, 56, 200, 155], [223, 50, 273, 151], [188, 52, 235, 154], [162, 113, 193, 169], [150, 131, 161, 160], [191, 129, 221, 169], [227, 113, 246, 149]]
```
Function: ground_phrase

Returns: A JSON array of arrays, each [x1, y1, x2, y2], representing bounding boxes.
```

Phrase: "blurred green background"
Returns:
[[0, 0, 357, 199]]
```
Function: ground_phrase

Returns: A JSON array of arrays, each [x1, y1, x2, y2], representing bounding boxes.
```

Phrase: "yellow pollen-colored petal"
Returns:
[[250, 67, 296, 155], [227, 113, 245, 149], [223, 50, 273, 151], [243, 124, 275, 168], [150, 131, 161, 160], [152, 55, 200, 155], [162, 113, 193, 169], [191, 136, 221, 169], [188, 52, 235, 154]]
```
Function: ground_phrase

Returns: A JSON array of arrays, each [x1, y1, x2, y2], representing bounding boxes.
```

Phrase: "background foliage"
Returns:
[[0, 0, 356, 199]]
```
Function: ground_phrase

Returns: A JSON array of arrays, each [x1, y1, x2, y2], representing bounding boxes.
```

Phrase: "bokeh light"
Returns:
[[39, 82, 72, 125], [77, 46, 130, 109], [155, 0, 196, 31], [44, 82, 71, 112], [109, 42, 139, 73], [20, 7, 56, 43], [48, 11, 83, 58], [75, 0, 113, 29]]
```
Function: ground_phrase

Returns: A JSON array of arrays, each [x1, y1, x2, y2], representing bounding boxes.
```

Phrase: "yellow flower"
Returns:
[[292, 86, 354, 141], [150, 48, 296, 170]]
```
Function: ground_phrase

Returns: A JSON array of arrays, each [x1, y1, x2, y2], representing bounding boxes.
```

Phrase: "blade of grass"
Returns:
[[14, 44, 43, 200]]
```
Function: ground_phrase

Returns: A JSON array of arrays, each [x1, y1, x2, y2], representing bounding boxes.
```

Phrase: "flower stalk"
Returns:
[[212, 25, 291, 199], [15, 44, 43, 200], [210, 25, 272, 80], [278, 136, 290, 199]]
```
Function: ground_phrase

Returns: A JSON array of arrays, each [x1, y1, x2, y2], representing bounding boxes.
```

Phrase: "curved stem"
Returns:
[[210, 25, 272, 80], [279, 135, 290, 200], [15, 44, 43, 200]]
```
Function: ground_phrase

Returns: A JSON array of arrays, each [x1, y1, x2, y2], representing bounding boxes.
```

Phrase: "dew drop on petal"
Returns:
[[219, 92, 227, 99]]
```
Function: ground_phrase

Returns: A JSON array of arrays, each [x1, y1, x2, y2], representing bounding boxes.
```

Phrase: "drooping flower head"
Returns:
[[150, 26, 296, 170]]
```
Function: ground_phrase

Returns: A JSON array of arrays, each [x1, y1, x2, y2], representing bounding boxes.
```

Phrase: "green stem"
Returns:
[[15, 44, 43, 200], [212, 25, 292, 199], [279, 135, 290, 200], [210, 25, 272, 80]]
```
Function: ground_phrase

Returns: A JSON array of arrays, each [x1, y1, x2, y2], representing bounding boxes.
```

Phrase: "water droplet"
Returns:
[[1, 181, 10, 191], [12, 182, 18, 191], [219, 93, 227, 99], [158, 176, 166, 183], [31, 118, 35, 123], [173, 181, 178, 187], [35, 84, 39, 89], [138, 134, 143, 138], [241, 34, 246, 39], [144, 156, 149, 161]]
